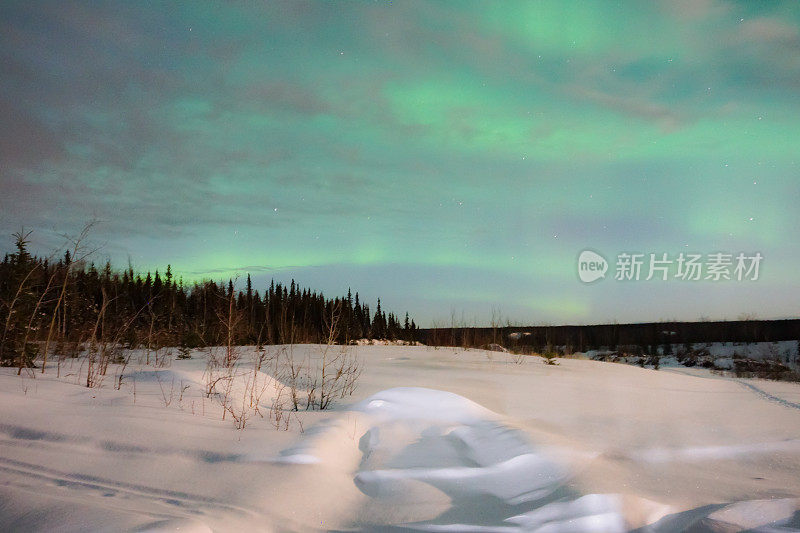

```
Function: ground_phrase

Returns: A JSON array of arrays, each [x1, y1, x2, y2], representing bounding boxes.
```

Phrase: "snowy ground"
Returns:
[[1, 345, 800, 532], [582, 340, 800, 371]]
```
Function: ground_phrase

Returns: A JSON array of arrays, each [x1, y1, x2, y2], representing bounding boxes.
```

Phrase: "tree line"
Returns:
[[0, 230, 417, 371], [420, 320, 800, 354]]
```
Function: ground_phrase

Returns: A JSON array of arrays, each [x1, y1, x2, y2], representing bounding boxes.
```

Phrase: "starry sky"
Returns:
[[1, 1, 799, 326]]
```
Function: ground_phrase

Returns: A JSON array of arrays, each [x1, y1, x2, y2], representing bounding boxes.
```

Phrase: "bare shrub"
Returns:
[[271, 303, 363, 414], [224, 349, 274, 430], [203, 348, 230, 398], [42, 222, 96, 373], [156, 374, 175, 407], [197, 298, 363, 429], [268, 376, 302, 432], [202, 344, 279, 430], [310, 303, 362, 410]]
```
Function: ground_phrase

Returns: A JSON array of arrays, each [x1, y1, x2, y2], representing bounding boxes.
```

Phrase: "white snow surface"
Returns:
[[1, 345, 800, 532]]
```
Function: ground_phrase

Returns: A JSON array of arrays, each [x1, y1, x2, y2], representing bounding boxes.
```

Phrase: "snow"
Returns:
[[351, 388, 567, 507], [1, 345, 800, 531], [582, 340, 800, 371]]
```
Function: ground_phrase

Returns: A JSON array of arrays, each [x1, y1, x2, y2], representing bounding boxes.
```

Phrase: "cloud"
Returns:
[[573, 88, 684, 133], [241, 82, 331, 116], [0, 98, 65, 170], [738, 17, 799, 43], [184, 264, 318, 277], [1, 1, 799, 324], [657, 0, 730, 21]]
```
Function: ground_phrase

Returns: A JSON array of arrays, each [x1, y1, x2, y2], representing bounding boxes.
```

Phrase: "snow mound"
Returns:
[[354, 386, 496, 424], [124, 368, 203, 385], [332, 387, 664, 530], [134, 517, 214, 533], [649, 498, 800, 532], [702, 498, 800, 531], [504, 494, 627, 532]]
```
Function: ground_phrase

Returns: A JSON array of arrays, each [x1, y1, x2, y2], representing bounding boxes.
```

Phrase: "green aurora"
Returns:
[[1, 1, 798, 325]]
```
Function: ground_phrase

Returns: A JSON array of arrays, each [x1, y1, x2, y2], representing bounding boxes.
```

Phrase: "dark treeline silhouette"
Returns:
[[420, 319, 800, 354], [0, 231, 416, 369]]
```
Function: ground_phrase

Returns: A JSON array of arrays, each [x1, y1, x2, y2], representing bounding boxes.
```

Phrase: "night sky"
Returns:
[[1, 1, 798, 326]]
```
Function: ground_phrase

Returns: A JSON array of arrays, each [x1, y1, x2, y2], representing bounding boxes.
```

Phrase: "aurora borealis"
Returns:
[[1, 1, 799, 325]]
